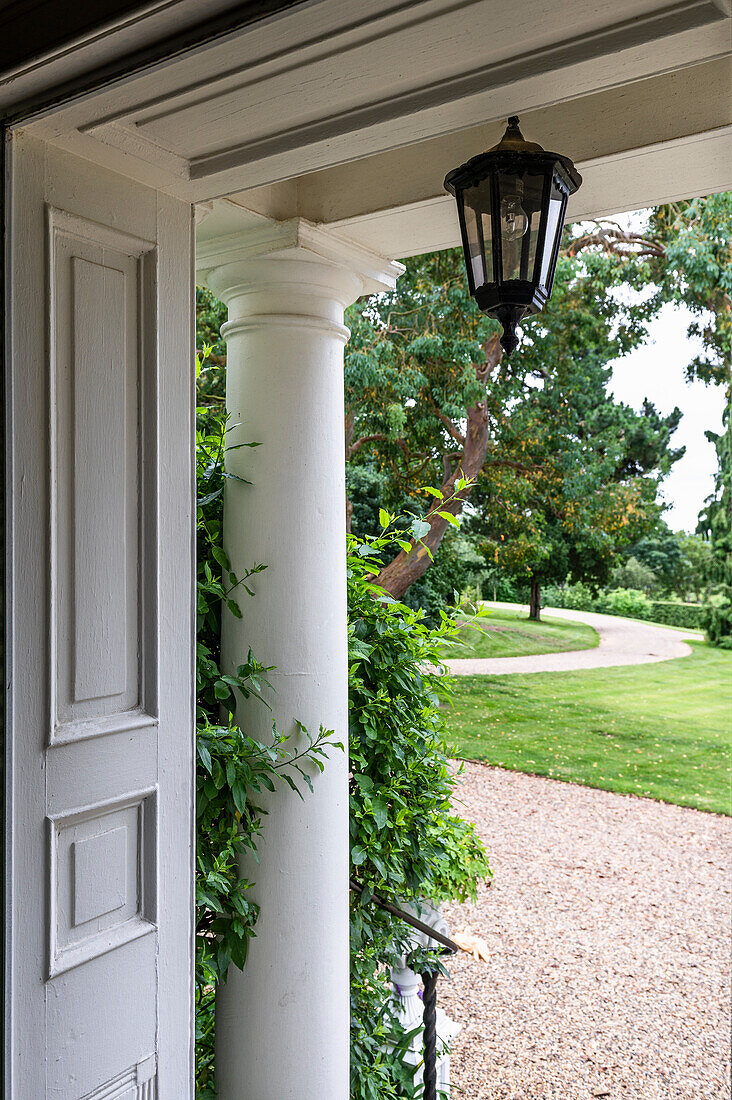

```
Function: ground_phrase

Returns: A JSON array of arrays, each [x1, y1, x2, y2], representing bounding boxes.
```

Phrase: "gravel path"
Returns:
[[446, 604, 704, 676], [441, 764, 731, 1099]]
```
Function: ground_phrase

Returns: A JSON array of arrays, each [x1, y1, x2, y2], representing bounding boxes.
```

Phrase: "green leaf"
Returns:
[[437, 510, 460, 527], [371, 798, 389, 830], [211, 545, 231, 571], [231, 781, 248, 816], [410, 518, 431, 541], [197, 741, 212, 773]]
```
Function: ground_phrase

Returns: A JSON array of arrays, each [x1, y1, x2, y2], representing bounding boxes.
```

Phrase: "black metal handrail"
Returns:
[[350, 879, 456, 1100]]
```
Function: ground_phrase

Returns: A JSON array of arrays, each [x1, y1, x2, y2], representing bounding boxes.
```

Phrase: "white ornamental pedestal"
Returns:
[[390, 902, 461, 1097]]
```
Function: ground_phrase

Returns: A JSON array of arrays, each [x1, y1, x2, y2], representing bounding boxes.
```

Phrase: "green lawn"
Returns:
[[444, 642, 732, 815], [444, 606, 599, 660]]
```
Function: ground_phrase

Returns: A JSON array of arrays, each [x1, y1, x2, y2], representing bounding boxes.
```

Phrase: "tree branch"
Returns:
[[347, 432, 389, 460], [375, 399, 491, 598], [565, 221, 665, 260], [428, 398, 466, 447]]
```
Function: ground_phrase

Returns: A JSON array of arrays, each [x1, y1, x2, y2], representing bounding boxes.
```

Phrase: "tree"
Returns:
[[674, 533, 715, 602], [628, 524, 686, 595], [610, 556, 658, 595], [346, 231, 682, 615], [345, 253, 509, 597], [649, 194, 732, 386], [624, 524, 713, 600], [197, 195, 729, 613], [648, 193, 731, 636], [465, 351, 677, 619]]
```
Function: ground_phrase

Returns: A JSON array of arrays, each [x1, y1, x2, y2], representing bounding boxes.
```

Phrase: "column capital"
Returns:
[[196, 213, 404, 301]]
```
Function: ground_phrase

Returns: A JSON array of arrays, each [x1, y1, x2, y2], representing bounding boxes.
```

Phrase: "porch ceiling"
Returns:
[[21, 0, 732, 257], [221, 57, 732, 257]]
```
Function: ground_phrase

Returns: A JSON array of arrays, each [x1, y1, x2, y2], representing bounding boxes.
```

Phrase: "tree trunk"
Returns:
[[529, 579, 541, 621], [375, 399, 491, 598]]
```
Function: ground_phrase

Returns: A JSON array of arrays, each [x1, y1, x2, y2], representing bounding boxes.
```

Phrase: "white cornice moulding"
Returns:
[[24, 0, 728, 206], [196, 215, 404, 294]]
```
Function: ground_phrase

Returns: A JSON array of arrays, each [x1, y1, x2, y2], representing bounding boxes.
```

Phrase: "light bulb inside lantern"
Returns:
[[500, 195, 529, 241]]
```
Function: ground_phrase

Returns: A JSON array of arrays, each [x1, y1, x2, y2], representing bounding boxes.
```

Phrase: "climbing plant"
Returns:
[[194, 328, 491, 1098], [348, 511, 491, 1098]]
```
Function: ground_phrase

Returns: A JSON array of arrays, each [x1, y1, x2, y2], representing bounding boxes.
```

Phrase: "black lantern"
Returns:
[[444, 116, 582, 356]]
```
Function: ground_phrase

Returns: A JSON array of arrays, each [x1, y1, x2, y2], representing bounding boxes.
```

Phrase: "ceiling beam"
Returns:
[[291, 57, 732, 223]]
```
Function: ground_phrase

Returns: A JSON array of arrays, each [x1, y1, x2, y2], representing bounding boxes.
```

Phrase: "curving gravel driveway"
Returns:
[[442, 764, 731, 1099], [446, 603, 704, 676]]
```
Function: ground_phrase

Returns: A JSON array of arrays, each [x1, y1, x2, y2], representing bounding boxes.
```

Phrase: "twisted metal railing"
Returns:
[[350, 879, 457, 1100]]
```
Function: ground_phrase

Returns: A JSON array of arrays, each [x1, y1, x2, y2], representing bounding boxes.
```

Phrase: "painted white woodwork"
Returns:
[[49, 209, 156, 743], [0, 0, 269, 106], [197, 220, 401, 1100], [291, 56, 732, 226], [21, 0, 731, 204], [5, 132, 195, 1099], [195, 55, 732, 260], [320, 125, 732, 259]]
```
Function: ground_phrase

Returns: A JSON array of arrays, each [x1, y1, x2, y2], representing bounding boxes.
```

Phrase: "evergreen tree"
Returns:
[[698, 397, 732, 647]]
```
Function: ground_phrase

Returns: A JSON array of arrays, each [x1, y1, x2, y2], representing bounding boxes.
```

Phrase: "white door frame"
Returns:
[[3, 131, 195, 1099]]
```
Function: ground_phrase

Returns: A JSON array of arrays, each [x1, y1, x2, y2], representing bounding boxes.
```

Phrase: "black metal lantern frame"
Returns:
[[445, 117, 582, 355]]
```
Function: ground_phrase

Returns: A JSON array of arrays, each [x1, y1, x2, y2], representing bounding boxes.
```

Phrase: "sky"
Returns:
[[608, 300, 725, 534]]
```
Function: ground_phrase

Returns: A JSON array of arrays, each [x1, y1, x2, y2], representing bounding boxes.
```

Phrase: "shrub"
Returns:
[[648, 601, 704, 630], [598, 587, 653, 619], [401, 536, 468, 624], [543, 580, 595, 611], [609, 556, 657, 595]]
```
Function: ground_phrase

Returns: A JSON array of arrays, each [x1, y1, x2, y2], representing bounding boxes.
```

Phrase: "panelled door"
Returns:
[[5, 132, 195, 1099]]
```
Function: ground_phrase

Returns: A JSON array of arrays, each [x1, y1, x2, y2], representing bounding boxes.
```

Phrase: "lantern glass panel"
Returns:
[[538, 176, 567, 291], [462, 180, 494, 287], [498, 169, 546, 283]]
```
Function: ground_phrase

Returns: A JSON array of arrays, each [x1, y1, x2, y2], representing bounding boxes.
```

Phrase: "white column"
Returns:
[[198, 218, 402, 1100]]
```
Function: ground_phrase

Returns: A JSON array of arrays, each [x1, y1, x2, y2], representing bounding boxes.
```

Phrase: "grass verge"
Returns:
[[444, 606, 599, 660], [444, 642, 731, 815]]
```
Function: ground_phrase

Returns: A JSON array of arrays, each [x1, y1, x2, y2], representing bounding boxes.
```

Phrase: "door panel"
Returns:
[[5, 132, 194, 1099]]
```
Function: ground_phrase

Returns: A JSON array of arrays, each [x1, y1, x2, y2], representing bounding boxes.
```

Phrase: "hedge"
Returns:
[[542, 583, 704, 630], [644, 601, 704, 630]]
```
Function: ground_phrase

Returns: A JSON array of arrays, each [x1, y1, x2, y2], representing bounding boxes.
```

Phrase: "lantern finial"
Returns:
[[496, 306, 524, 356]]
